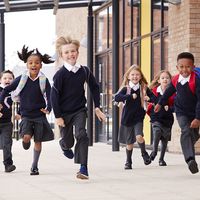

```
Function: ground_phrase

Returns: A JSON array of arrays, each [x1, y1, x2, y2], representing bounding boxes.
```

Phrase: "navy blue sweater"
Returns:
[[0, 75, 51, 119], [149, 91, 174, 128], [0, 87, 12, 123], [51, 66, 100, 118], [159, 76, 200, 120], [114, 86, 155, 126]]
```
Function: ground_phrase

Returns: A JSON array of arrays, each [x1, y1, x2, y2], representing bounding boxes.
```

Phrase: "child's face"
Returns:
[[158, 72, 171, 88], [0, 73, 14, 86], [27, 55, 42, 78], [176, 58, 194, 78], [128, 69, 141, 84], [60, 43, 79, 66]]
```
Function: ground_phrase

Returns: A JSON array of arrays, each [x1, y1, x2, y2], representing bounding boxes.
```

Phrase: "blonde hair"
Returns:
[[56, 36, 80, 57], [149, 70, 172, 90], [118, 64, 148, 108]]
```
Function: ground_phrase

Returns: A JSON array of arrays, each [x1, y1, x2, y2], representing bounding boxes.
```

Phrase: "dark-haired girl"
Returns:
[[0, 46, 54, 175]]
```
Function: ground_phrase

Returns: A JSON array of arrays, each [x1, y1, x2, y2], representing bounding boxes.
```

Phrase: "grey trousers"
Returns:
[[176, 115, 200, 162], [0, 122, 13, 167], [59, 108, 89, 165]]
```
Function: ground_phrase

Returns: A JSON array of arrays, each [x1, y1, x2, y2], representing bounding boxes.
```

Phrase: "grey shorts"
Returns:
[[119, 122, 144, 145]]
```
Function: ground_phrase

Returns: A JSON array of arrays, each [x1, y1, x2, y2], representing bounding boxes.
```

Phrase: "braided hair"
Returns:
[[17, 45, 54, 64]]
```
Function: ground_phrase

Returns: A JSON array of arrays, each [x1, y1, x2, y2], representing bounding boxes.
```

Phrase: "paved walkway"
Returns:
[[0, 139, 200, 200]]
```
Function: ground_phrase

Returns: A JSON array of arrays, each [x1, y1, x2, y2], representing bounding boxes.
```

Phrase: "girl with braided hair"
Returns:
[[0, 45, 54, 175]]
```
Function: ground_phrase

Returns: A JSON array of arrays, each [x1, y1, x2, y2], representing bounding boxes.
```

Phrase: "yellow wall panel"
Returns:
[[141, 0, 151, 144]]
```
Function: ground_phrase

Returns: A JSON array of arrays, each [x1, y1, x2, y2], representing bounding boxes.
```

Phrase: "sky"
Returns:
[[4, 10, 56, 70]]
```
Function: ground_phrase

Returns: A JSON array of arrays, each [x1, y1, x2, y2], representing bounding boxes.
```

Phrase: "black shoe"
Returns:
[[30, 167, 39, 175], [5, 165, 16, 173], [159, 160, 167, 166], [124, 162, 132, 170], [142, 152, 151, 165], [63, 149, 74, 159], [22, 140, 31, 150], [150, 152, 157, 161], [187, 160, 199, 174]]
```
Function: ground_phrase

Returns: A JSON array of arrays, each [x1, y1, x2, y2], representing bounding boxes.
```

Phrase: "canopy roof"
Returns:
[[0, 0, 107, 13]]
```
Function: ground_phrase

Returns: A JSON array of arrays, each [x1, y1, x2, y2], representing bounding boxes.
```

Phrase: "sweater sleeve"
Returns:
[[51, 71, 63, 118], [85, 67, 100, 108], [114, 87, 132, 102], [158, 83, 176, 106], [195, 76, 200, 119]]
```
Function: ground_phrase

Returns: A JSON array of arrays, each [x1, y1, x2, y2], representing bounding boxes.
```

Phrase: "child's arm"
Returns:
[[41, 78, 51, 114], [114, 87, 132, 103], [191, 77, 200, 128], [154, 83, 176, 112]]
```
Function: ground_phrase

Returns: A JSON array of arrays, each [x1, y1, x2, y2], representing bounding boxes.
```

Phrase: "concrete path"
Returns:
[[0, 140, 200, 200]]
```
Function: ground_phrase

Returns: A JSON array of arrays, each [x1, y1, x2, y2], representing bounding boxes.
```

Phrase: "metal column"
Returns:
[[112, 0, 119, 151], [87, 1, 93, 146], [0, 12, 5, 72]]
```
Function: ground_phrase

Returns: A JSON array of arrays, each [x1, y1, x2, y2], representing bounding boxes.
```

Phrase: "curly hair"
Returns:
[[17, 45, 54, 64]]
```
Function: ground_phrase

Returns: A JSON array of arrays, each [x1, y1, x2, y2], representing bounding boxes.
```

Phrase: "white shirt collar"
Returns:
[[178, 74, 191, 85], [64, 62, 81, 73], [27, 71, 43, 81], [0, 83, 5, 88], [156, 85, 164, 95], [129, 81, 140, 91]]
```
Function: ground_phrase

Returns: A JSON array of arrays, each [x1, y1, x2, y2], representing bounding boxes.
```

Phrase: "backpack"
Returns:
[[113, 86, 131, 107], [11, 71, 46, 102]]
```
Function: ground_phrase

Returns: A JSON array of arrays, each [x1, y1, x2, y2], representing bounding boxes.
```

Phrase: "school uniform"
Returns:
[[0, 72, 54, 142], [148, 86, 174, 163], [0, 85, 14, 168], [158, 73, 200, 163], [115, 83, 154, 145], [51, 63, 100, 165]]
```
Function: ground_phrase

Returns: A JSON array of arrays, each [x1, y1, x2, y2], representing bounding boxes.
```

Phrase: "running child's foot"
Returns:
[[124, 162, 132, 170], [22, 140, 31, 150], [30, 167, 39, 175], [76, 165, 89, 180], [5, 164, 16, 173], [150, 151, 157, 161], [142, 151, 151, 165], [187, 160, 199, 174], [159, 159, 167, 166], [63, 149, 74, 159]]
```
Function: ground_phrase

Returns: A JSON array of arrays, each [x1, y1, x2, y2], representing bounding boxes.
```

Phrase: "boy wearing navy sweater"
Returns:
[[154, 52, 200, 174], [51, 36, 106, 180], [0, 70, 16, 173]]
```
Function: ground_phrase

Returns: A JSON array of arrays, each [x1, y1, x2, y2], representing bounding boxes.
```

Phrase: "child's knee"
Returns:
[[136, 135, 144, 143], [23, 134, 31, 142]]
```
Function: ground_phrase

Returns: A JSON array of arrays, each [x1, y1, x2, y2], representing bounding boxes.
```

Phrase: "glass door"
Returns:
[[95, 52, 112, 143]]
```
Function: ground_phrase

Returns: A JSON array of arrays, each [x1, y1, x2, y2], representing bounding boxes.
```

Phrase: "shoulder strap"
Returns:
[[39, 72, 47, 94], [152, 87, 159, 96], [171, 74, 179, 88], [126, 86, 131, 95], [82, 66, 90, 83]]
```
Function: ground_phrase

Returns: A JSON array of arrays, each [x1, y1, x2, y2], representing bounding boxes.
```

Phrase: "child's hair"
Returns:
[[17, 45, 54, 64], [56, 36, 80, 56], [0, 70, 15, 79], [149, 70, 172, 90], [177, 52, 194, 63], [118, 64, 148, 108]]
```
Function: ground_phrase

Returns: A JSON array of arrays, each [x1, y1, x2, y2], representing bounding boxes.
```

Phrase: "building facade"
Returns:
[[56, 0, 200, 153]]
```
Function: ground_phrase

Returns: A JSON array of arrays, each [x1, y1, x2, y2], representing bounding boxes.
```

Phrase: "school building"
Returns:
[[0, 0, 200, 153]]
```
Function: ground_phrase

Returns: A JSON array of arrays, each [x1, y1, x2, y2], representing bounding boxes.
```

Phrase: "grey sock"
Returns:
[[32, 149, 41, 169]]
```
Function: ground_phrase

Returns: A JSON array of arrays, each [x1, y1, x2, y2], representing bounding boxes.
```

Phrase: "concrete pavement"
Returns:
[[0, 139, 200, 200]]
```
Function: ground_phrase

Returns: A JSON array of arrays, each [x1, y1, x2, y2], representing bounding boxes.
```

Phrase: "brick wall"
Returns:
[[168, 0, 200, 153]]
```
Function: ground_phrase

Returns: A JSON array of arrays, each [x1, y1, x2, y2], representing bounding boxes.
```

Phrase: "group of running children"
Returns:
[[0, 35, 199, 180]]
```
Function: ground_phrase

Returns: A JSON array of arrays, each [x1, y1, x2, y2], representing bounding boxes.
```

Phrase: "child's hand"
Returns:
[[15, 114, 21, 120], [154, 104, 161, 112], [95, 108, 106, 122], [190, 119, 200, 128], [0, 112, 3, 118], [56, 117, 65, 127], [40, 108, 50, 114], [132, 93, 137, 99], [164, 105, 169, 111], [144, 95, 150, 101], [0, 104, 2, 110]]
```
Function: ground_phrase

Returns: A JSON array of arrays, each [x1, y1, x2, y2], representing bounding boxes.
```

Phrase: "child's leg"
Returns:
[[159, 137, 168, 166], [177, 115, 199, 174], [2, 123, 16, 172], [125, 144, 133, 169], [30, 142, 41, 175], [150, 125, 162, 161]]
